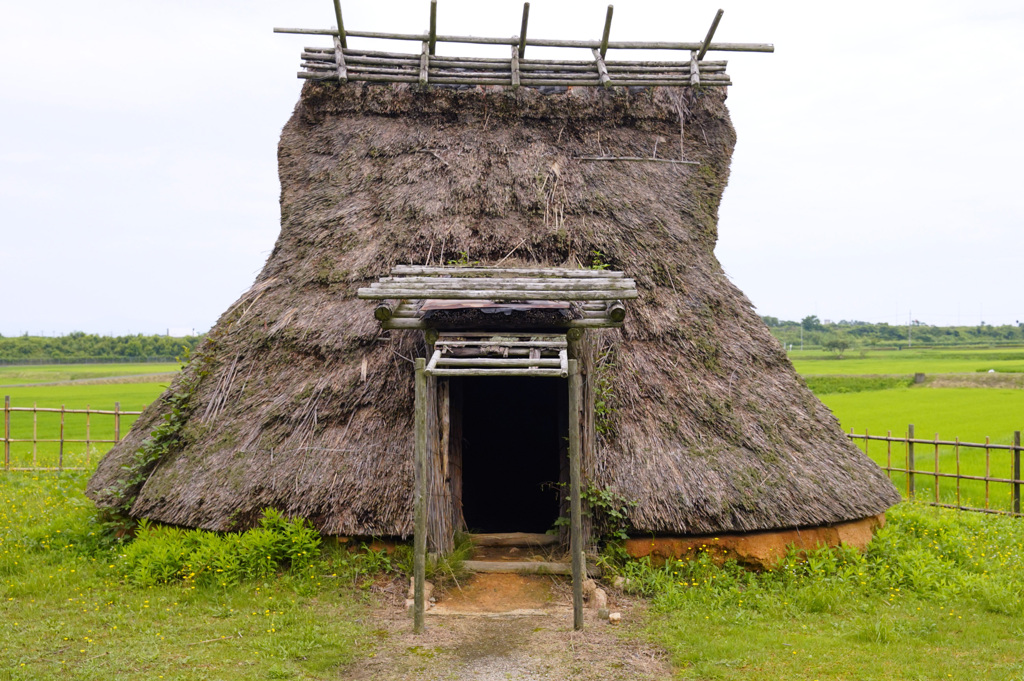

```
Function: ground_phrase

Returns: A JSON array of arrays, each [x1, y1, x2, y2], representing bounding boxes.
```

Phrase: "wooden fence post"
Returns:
[[3, 396, 9, 471], [59, 405, 66, 472], [1013, 430, 1021, 516], [907, 424, 915, 499], [413, 358, 427, 634], [32, 403, 38, 467], [568, 359, 584, 631], [85, 405, 92, 467], [114, 402, 121, 443]]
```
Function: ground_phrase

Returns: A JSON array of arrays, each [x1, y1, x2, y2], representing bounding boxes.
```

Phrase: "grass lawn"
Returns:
[[790, 347, 1024, 376], [0, 471, 374, 680], [0, 363, 180, 386], [631, 503, 1024, 680]]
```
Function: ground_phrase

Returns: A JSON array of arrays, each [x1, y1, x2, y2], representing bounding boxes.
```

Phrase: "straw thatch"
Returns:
[[87, 82, 900, 537]]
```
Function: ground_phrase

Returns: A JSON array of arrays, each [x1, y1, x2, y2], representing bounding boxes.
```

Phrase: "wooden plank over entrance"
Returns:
[[358, 265, 637, 331]]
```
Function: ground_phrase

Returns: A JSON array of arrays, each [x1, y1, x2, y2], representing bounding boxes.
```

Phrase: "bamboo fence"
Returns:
[[2, 396, 143, 471], [848, 426, 1024, 517]]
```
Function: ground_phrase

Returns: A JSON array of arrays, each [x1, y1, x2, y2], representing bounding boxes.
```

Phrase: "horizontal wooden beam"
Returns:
[[360, 288, 637, 301], [436, 339, 567, 348], [392, 266, 625, 278], [436, 357, 562, 368], [380, 275, 628, 285], [275, 27, 774, 53], [372, 280, 634, 291], [380, 318, 622, 330], [462, 560, 601, 577], [426, 368, 567, 378]]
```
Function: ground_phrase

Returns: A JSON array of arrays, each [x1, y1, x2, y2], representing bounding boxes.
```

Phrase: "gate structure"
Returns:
[[359, 265, 637, 631]]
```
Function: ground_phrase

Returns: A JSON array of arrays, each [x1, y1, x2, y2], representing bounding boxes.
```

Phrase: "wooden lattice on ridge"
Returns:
[[275, 2, 773, 88]]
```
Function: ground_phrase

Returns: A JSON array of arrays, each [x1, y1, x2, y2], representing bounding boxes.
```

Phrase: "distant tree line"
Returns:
[[0, 332, 204, 362], [762, 315, 1024, 352]]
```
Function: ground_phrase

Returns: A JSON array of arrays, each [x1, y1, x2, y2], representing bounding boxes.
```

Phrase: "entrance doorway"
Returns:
[[457, 376, 566, 533]]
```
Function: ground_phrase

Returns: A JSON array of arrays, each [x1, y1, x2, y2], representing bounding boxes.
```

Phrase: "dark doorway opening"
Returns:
[[458, 376, 566, 533]]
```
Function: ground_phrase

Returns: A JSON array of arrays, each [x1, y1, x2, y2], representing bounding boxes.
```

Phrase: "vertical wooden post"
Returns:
[[428, 0, 438, 55], [3, 396, 9, 471], [331, 0, 347, 48], [59, 405, 65, 471], [568, 359, 584, 631], [907, 424, 915, 499], [599, 5, 614, 59], [32, 403, 38, 468], [85, 405, 92, 468], [413, 358, 428, 634], [114, 402, 121, 443], [1012, 431, 1020, 515], [518, 2, 530, 57]]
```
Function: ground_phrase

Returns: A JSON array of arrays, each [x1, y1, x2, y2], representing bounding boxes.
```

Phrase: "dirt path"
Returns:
[[346, 574, 671, 680]]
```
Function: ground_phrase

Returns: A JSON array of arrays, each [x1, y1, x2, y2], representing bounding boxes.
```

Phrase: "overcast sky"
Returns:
[[1, 0, 1021, 336]]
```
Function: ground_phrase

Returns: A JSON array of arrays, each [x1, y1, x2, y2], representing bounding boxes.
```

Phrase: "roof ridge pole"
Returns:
[[518, 2, 530, 57], [428, 0, 437, 55], [332, 0, 347, 48], [599, 5, 614, 59], [697, 8, 724, 61]]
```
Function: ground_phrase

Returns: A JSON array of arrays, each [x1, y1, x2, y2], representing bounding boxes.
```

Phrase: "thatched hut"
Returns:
[[87, 80, 899, 556]]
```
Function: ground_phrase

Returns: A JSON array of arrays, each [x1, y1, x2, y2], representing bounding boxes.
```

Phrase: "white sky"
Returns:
[[1, 1, 1021, 335]]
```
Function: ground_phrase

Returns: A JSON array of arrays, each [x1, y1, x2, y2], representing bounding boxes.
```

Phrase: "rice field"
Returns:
[[2, 378, 171, 469], [790, 347, 1024, 376], [813, 372, 1024, 514]]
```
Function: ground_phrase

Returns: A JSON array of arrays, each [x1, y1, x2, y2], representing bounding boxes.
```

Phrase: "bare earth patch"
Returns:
[[346, 574, 670, 680]]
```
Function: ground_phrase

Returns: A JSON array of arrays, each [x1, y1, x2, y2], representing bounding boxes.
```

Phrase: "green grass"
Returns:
[[0, 363, 180, 386], [790, 347, 1024, 375], [630, 502, 1024, 680], [0, 471, 377, 680], [2, 384, 169, 469]]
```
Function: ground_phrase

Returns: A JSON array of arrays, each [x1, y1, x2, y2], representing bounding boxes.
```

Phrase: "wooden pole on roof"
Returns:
[[331, 0, 348, 48], [599, 5, 614, 59], [518, 3, 530, 56], [413, 358, 428, 634], [568, 359, 584, 630], [697, 9, 724, 61], [429, 0, 438, 55]]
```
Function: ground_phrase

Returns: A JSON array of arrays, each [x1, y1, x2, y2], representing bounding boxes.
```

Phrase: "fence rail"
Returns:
[[3, 396, 144, 471], [5, 392, 1023, 520], [848, 425, 1023, 517]]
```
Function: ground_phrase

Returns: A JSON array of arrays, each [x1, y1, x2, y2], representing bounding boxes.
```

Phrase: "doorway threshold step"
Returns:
[[469, 532, 560, 548], [463, 560, 601, 577]]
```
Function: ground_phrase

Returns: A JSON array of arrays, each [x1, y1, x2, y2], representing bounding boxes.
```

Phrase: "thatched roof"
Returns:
[[87, 82, 899, 536]]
